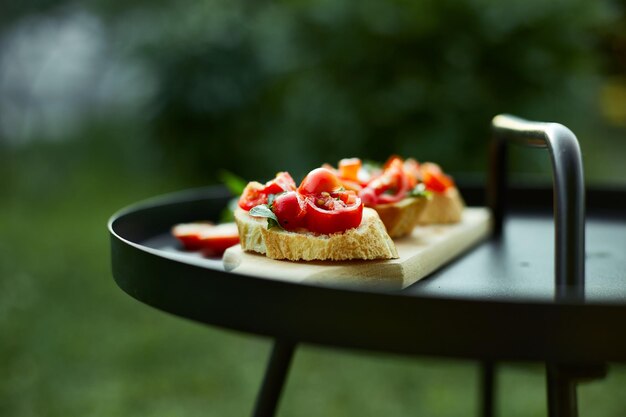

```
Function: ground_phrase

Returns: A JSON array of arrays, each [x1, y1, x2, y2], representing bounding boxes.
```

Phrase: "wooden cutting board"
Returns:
[[223, 207, 492, 290]]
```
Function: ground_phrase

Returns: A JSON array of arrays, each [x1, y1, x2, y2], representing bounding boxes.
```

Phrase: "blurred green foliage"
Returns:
[[105, 0, 624, 183], [3, 0, 626, 183]]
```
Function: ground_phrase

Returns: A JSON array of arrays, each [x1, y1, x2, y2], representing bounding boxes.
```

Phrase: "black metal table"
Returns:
[[108, 116, 626, 417]]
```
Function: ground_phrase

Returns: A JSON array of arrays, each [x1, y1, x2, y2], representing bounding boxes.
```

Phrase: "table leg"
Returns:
[[546, 363, 608, 417], [252, 340, 296, 417], [481, 361, 495, 417], [547, 364, 578, 417]]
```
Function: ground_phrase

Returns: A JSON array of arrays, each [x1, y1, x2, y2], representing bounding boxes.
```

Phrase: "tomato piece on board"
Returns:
[[421, 163, 454, 193], [298, 168, 343, 195], [304, 192, 363, 235], [172, 222, 240, 256], [272, 191, 307, 230], [238, 181, 268, 210], [262, 171, 297, 195]]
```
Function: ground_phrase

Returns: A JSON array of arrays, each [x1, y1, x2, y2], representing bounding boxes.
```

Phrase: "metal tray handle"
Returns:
[[488, 114, 585, 299]]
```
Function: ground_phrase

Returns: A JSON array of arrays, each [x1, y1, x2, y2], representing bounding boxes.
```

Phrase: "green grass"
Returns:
[[1, 139, 625, 417]]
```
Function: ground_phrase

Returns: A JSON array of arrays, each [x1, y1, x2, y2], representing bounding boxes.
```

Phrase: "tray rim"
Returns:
[[108, 185, 626, 362]]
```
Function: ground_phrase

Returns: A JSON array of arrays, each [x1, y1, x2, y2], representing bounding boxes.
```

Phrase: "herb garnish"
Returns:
[[267, 192, 286, 210], [409, 183, 432, 199], [249, 204, 282, 230]]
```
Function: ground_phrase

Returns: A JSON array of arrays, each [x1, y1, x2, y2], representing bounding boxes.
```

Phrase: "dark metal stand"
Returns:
[[547, 364, 579, 417], [252, 340, 296, 417], [481, 361, 495, 417], [489, 115, 605, 417], [546, 363, 608, 417]]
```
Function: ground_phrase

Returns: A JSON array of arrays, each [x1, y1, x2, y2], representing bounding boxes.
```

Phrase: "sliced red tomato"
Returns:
[[403, 158, 421, 189], [262, 171, 297, 195], [239, 172, 297, 211], [359, 157, 410, 205], [421, 163, 454, 193], [172, 222, 240, 256], [383, 154, 404, 169], [321, 163, 339, 176], [304, 192, 363, 235], [239, 168, 364, 235], [358, 187, 378, 206], [238, 181, 268, 210], [298, 168, 343, 195], [272, 191, 307, 230]]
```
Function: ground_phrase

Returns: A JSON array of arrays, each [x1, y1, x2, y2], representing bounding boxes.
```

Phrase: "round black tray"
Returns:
[[109, 184, 626, 364], [108, 115, 626, 417]]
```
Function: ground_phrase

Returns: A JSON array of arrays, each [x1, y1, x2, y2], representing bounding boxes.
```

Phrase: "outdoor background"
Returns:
[[1, 0, 626, 416]]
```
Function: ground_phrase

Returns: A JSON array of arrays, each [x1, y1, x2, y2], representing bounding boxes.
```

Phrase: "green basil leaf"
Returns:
[[267, 192, 286, 210], [267, 217, 281, 230], [409, 183, 432, 199], [267, 193, 276, 208], [249, 204, 277, 220], [249, 204, 282, 230]]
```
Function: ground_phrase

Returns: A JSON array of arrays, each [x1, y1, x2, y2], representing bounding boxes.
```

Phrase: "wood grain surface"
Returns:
[[223, 207, 492, 290]]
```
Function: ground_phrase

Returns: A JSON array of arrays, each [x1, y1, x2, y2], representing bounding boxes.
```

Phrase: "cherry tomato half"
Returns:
[[304, 193, 363, 235], [262, 171, 297, 195], [172, 222, 240, 256], [359, 157, 410, 205], [298, 168, 343, 195], [238, 181, 268, 210], [272, 191, 307, 230], [239, 172, 298, 211]]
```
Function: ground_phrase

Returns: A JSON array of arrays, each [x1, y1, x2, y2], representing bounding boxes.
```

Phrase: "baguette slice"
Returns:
[[373, 197, 428, 238], [417, 187, 465, 224], [234, 207, 398, 261]]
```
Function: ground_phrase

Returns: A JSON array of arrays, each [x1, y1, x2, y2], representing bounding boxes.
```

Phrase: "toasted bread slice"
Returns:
[[373, 197, 428, 238], [417, 187, 464, 224], [234, 207, 398, 261]]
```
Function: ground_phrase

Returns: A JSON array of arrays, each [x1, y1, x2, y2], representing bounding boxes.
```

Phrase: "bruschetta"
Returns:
[[324, 156, 464, 237], [234, 168, 398, 261]]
